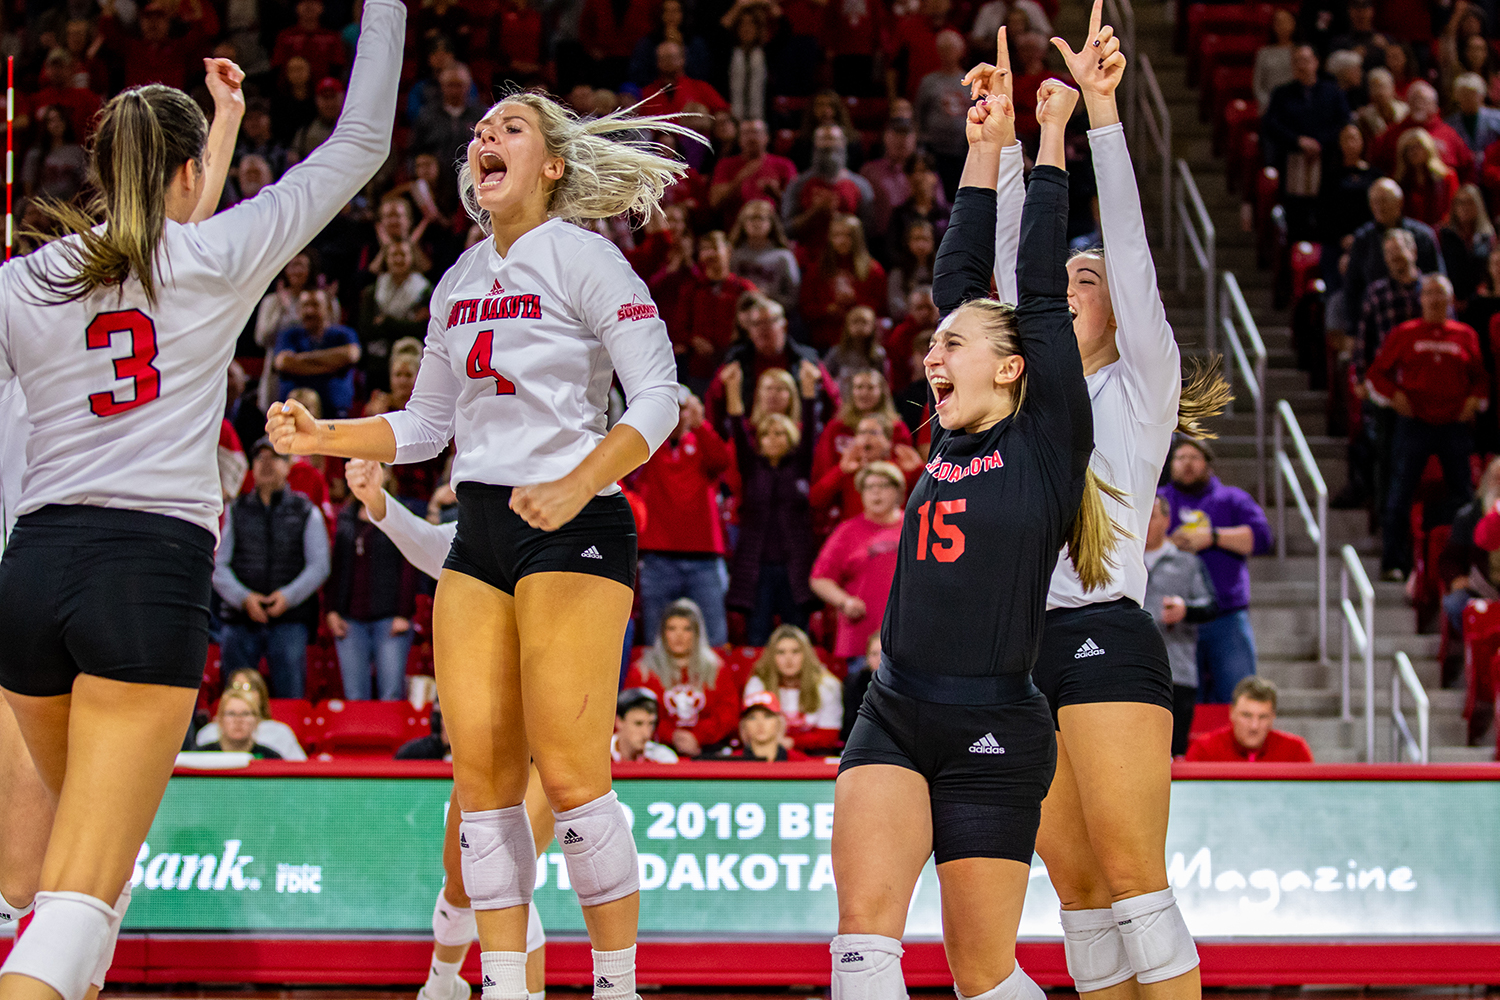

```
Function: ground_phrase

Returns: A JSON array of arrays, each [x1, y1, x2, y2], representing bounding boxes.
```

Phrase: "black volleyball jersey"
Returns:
[[879, 168, 1094, 680]]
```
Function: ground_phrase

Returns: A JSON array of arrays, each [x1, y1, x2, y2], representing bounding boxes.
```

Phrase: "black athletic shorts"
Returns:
[[1034, 597, 1174, 727], [444, 482, 638, 595], [0, 504, 215, 696], [839, 665, 1057, 865]]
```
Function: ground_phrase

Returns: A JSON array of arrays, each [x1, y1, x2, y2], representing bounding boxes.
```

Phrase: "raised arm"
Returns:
[[961, 27, 1027, 304], [345, 459, 457, 579], [190, 58, 245, 224], [933, 93, 1016, 316]]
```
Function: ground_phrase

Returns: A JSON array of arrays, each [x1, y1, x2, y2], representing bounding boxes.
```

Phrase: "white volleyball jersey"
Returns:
[[0, 380, 28, 549], [384, 217, 680, 492], [0, 0, 404, 539], [993, 124, 1181, 609]]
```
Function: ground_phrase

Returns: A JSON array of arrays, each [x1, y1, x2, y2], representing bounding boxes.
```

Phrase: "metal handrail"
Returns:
[[1104, 0, 1137, 149], [1175, 159, 1215, 350], [1220, 272, 1268, 505], [1138, 52, 1172, 246], [1339, 544, 1376, 762], [1391, 651, 1430, 763], [1273, 400, 1328, 665]]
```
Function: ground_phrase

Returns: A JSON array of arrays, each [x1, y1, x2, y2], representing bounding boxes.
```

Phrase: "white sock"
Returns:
[[529, 992, 546, 1000], [425, 956, 465, 997], [480, 951, 527, 1000], [592, 945, 636, 1000]]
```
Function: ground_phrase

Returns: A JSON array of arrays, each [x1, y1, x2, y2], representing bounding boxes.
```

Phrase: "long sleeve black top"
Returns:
[[878, 167, 1094, 686]]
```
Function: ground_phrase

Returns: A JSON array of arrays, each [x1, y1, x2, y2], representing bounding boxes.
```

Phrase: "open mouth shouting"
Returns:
[[478, 150, 508, 191], [930, 373, 954, 410]]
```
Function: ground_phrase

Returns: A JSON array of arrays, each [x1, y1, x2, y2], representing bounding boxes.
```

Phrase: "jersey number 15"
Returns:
[[914, 499, 966, 562], [86, 310, 160, 417]]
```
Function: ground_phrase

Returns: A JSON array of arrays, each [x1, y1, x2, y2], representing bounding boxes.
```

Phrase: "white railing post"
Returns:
[[1391, 651, 1430, 763], [1138, 52, 1171, 246], [1220, 273, 1267, 505], [1273, 400, 1328, 664], [1175, 159, 1216, 350], [1340, 544, 1376, 760]]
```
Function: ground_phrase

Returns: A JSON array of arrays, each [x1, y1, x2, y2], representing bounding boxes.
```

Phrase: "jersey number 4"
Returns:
[[915, 499, 966, 562], [85, 310, 160, 417], [466, 329, 516, 396]]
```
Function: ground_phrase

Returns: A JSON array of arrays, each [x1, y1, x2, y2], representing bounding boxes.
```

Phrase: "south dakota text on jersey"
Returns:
[[925, 449, 1005, 483], [445, 291, 544, 328]]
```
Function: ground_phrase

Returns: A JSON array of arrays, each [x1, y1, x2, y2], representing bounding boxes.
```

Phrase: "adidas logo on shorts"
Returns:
[[969, 733, 1005, 754], [563, 827, 584, 845], [596, 976, 615, 990], [1075, 638, 1106, 659], [840, 952, 863, 964], [581, 545, 604, 560]]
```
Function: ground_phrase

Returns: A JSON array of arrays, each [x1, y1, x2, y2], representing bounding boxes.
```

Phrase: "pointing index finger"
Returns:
[[996, 25, 1010, 75], [1089, 0, 1103, 42]]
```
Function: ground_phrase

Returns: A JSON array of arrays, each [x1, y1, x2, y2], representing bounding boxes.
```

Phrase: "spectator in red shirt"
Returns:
[[721, 690, 811, 761], [577, 0, 658, 87], [1395, 128, 1460, 227], [639, 40, 730, 121], [99, 0, 208, 91], [1367, 274, 1488, 577], [24, 49, 101, 140], [62, 18, 111, 95], [799, 213, 887, 350], [860, 115, 923, 245], [809, 411, 923, 525], [1373, 80, 1476, 182], [812, 369, 911, 481], [822, 0, 886, 97], [782, 124, 874, 257], [624, 598, 741, 758], [665, 231, 759, 385], [1186, 677, 1314, 762], [885, 284, 939, 393], [809, 462, 905, 667], [743, 625, 843, 753], [271, 0, 347, 85], [704, 293, 840, 434], [633, 390, 734, 646], [710, 119, 798, 228]]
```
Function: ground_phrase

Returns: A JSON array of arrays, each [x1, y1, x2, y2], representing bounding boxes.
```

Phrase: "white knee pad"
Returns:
[[955, 963, 1045, 1000], [1059, 907, 1135, 993], [1111, 888, 1199, 985], [460, 805, 538, 911], [830, 933, 907, 1000], [1, 891, 115, 1000], [434, 886, 479, 946], [526, 899, 546, 954], [553, 791, 639, 908], [0, 889, 33, 924], [90, 882, 133, 990]]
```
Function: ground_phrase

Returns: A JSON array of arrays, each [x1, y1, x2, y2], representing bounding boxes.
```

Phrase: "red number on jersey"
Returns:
[[85, 310, 160, 417], [915, 499, 967, 562], [466, 329, 517, 396]]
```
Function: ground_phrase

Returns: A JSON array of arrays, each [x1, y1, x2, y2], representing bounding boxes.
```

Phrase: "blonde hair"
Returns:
[[288, 387, 323, 419], [1452, 183, 1496, 238], [224, 667, 272, 720], [27, 84, 208, 306], [750, 367, 803, 426], [835, 368, 899, 427], [950, 299, 1128, 591], [855, 460, 906, 494], [753, 625, 830, 715], [820, 213, 874, 282], [459, 89, 706, 232], [390, 335, 423, 377], [216, 689, 259, 722], [638, 598, 723, 688], [1067, 249, 1232, 439], [1394, 128, 1452, 185], [754, 411, 801, 452]]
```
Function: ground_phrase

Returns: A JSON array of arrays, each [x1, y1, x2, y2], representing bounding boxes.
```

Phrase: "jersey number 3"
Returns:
[[915, 499, 966, 562], [466, 329, 517, 396], [86, 310, 160, 417]]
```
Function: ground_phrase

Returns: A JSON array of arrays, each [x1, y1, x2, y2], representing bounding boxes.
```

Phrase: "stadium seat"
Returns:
[[723, 646, 760, 693], [1289, 242, 1322, 304], [1222, 99, 1260, 173], [845, 95, 888, 129], [1462, 600, 1500, 742], [1183, 4, 1274, 70], [201, 644, 223, 705], [1195, 33, 1259, 90], [313, 699, 431, 758], [268, 699, 317, 748], [304, 641, 345, 704], [1237, 129, 1264, 197], [772, 95, 808, 130], [1205, 65, 1256, 132], [773, 128, 796, 157]]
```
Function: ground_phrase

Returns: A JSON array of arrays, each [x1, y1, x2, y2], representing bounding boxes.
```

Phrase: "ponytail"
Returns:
[[1068, 468, 1132, 592], [26, 84, 207, 306], [1176, 354, 1233, 440]]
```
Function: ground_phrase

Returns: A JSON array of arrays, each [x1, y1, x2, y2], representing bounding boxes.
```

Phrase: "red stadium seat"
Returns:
[[1237, 130, 1264, 197], [201, 644, 223, 704], [844, 95, 889, 129], [267, 698, 317, 748], [1183, 4, 1274, 70], [723, 646, 760, 693], [773, 129, 796, 157], [304, 640, 344, 704], [1463, 600, 1500, 741], [1205, 66, 1256, 134], [313, 699, 431, 758], [1194, 33, 1259, 90], [1221, 99, 1260, 169], [772, 96, 808, 129], [1289, 242, 1322, 304]]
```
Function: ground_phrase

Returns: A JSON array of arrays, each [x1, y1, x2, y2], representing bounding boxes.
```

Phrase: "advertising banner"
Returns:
[[124, 776, 1497, 937]]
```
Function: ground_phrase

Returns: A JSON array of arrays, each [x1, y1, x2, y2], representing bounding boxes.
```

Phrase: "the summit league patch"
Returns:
[[617, 295, 658, 322]]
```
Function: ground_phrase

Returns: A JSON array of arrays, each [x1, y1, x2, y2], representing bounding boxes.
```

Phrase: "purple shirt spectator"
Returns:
[[1157, 474, 1272, 613]]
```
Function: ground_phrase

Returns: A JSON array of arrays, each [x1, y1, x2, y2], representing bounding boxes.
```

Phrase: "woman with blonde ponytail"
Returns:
[[831, 70, 1097, 1000], [267, 89, 702, 1000], [0, 1, 404, 993], [965, 5, 1210, 999]]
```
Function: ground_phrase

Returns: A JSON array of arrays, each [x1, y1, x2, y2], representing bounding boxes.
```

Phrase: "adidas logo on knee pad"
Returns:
[[563, 828, 584, 845], [460, 833, 469, 848], [839, 952, 863, 964]]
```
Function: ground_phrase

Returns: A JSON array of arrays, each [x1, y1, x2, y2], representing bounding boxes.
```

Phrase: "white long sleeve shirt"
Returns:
[[0, 0, 404, 538], [383, 218, 679, 493], [0, 380, 28, 549], [993, 124, 1181, 609], [368, 494, 457, 580]]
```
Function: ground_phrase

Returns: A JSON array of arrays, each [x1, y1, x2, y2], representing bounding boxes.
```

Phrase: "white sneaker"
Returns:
[[417, 977, 472, 1000]]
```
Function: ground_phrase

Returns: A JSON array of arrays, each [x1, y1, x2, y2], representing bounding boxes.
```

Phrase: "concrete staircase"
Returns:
[[1119, 1, 1486, 762]]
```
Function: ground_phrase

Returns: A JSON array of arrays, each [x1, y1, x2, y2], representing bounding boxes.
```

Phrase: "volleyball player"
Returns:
[[0, 4, 401, 992], [267, 94, 694, 1000], [965, 7, 1227, 998], [830, 80, 1122, 1000], [343, 460, 550, 1000]]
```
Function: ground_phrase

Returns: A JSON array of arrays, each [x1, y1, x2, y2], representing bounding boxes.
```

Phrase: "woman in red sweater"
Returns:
[[1395, 128, 1459, 227], [741, 624, 843, 753], [812, 369, 912, 481], [623, 599, 740, 758], [798, 213, 887, 350]]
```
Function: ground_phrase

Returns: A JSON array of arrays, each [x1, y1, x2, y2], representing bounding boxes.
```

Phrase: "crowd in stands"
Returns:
[[1, 0, 1299, 762], [1222, 0, 1500, 746]]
